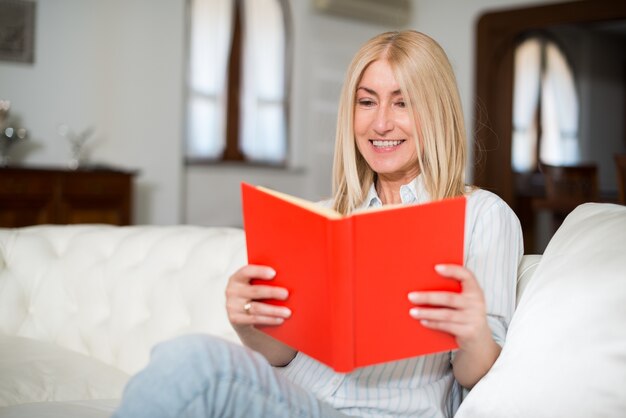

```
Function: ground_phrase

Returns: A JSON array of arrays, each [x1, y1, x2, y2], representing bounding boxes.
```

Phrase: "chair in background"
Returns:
[[615, 154, 626, 205], [533, 163, 599, 234]]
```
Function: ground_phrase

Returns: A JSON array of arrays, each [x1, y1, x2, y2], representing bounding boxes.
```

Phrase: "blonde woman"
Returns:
[[114, 31, 522, 418]]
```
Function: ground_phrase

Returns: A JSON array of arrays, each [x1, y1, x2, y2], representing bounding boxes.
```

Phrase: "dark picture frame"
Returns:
[[0, 0, 36, 64]]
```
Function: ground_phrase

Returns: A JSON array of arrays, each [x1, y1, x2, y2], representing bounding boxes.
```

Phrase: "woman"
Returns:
[[114, 30, 522, 418]]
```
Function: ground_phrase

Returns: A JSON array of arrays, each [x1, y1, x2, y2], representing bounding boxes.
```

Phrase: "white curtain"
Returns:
[[539, 42, 579, 165], [186, 0, 234, 159], [240, 0, 287, 163], [512, 38, 541, 172]]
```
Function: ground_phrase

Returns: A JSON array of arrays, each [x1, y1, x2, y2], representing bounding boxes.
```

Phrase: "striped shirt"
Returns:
[[277, 176, 523, 417]]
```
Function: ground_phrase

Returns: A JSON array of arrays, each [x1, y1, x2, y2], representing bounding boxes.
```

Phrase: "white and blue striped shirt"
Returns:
[[277, 176, 523, 417]]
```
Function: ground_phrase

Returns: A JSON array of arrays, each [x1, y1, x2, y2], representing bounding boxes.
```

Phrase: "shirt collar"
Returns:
[[359, 175, 430, 210]]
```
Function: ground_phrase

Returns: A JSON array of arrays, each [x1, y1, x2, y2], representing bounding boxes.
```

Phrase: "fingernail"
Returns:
[[409, 307, 419, 318], [281, 308, 291, 318], [277, 289, 289, 299], [407, 292, 419, 302], [435, 264, 446, 273], [275, 317, 284, 324], [266, 268, 277, 278]]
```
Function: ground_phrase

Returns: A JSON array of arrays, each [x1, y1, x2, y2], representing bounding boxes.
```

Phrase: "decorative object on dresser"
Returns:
[[57, 124, 95, 170], [0, 166, 136, 227], [0, 100, 29, 167]]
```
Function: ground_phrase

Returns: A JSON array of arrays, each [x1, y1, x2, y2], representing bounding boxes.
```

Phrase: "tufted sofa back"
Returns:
[[0, 225, 247, 375]]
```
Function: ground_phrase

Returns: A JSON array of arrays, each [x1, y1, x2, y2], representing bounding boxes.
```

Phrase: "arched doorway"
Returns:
[[474, 0, 626, 253]]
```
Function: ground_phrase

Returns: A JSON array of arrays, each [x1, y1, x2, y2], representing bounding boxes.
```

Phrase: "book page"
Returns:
[[258, 186, 342, 220]]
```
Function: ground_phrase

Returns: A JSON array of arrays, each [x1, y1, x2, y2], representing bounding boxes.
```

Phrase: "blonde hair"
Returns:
[[331, 30, 467, 215]]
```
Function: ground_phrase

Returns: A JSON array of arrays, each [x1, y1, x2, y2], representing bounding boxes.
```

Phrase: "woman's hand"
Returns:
[[225, 265, 292, 331], [407, 264, 492, 351], [408, 264, 501, 388], [225, 265, 297, 366]]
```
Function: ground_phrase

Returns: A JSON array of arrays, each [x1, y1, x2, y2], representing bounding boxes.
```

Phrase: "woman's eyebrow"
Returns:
[[357, 86, 377, 95], [356, 87, 402, 96]]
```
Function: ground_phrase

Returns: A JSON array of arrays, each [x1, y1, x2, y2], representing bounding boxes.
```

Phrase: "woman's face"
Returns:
[[354, 59, 420, 182]]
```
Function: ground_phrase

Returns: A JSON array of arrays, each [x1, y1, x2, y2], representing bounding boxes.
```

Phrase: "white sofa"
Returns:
[[1, 203, 625, 418]]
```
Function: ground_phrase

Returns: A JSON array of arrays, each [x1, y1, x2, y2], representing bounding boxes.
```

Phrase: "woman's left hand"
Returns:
[[407, 264, 492, 351]]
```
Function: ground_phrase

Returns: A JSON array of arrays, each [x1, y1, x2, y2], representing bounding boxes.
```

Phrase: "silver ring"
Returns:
[[243, 302, 252, 315]]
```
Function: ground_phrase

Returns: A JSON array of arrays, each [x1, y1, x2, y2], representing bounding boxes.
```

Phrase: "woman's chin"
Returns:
[[370, 165, 419, 180]]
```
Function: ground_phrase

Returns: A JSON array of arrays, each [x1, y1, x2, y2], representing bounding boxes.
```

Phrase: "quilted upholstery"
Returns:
[[0, 225, 247, 375]]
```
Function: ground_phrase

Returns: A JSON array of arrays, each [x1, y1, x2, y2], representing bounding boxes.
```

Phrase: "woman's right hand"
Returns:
[[225, 265, 292, 331]]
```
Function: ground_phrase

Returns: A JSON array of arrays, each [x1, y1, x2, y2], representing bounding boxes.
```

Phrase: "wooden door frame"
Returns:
[[473, 0, 626, 204]]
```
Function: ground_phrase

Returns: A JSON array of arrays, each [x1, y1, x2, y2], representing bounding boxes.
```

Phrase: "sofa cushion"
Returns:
[[0, 335, 129, 407], [0, 399, 119, 418], [456, 203, 626, 417]]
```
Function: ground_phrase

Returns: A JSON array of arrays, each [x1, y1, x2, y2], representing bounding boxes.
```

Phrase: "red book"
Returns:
[[241, 182, 465, 372]]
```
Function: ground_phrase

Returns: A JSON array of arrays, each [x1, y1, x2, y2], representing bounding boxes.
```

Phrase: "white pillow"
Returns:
[[456, 203, 626, 418], [0, 336, 129, 406]]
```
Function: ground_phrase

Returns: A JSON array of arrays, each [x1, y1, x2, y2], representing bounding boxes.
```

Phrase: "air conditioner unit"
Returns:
[[313, 0, 411, 27]]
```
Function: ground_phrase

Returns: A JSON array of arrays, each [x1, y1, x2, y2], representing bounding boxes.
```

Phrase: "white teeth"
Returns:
[[372, 140, 403, 147]]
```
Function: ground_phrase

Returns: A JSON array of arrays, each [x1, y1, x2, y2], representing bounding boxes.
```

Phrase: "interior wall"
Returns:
[[0, 0, 563, 226]]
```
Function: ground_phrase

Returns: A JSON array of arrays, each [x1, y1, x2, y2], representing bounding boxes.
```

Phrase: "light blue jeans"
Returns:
[[113, 334, 349, 418]]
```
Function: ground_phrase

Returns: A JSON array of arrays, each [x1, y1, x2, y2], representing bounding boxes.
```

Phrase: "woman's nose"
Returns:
[[373, 106, 394, 134]]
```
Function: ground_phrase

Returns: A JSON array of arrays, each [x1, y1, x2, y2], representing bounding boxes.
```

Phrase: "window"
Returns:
[[185, 0, 290, 164], [511, 36, 579, 172]]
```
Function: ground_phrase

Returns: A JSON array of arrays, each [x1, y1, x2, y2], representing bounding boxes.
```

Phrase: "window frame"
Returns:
[[184, 0, 292, 167]]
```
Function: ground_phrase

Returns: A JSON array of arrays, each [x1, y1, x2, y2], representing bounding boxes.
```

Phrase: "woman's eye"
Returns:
[[358, 99, 375, 107], [395, 101, 406, 108]]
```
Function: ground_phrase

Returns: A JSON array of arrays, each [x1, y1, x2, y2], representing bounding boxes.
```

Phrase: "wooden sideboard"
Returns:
[[0, 166, 136, 227]]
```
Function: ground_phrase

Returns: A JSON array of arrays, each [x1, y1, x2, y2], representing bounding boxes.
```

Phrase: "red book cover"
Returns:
[[241, 182, 465, 372]]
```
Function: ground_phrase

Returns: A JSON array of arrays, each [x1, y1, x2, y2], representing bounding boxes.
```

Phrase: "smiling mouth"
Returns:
[[370, 139, 405, 148]]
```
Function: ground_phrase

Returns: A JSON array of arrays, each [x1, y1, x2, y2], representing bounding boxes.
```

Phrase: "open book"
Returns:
[[241, 182, 466, 372]]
